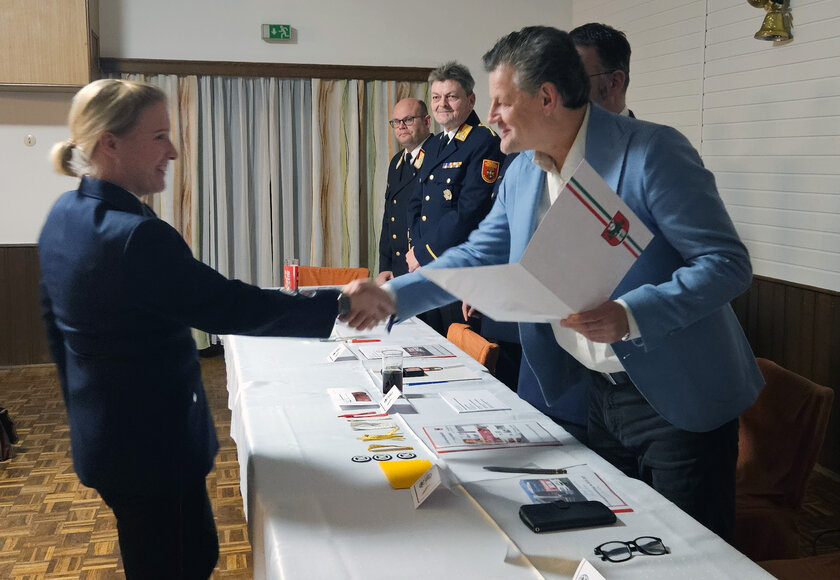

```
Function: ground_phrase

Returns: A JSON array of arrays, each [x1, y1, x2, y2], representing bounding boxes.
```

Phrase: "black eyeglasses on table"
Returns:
[[594, 536, 669, 562], [388, 116, 424, 128]]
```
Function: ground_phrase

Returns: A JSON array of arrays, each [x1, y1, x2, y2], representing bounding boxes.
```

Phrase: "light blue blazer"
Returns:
[[387, 103, 763, 432]]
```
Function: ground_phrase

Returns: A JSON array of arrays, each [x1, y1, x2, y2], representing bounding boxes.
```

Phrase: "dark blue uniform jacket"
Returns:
[[408, 110, 504, 265], [39, 177, 339, 495], [379, 135, 433, 277]]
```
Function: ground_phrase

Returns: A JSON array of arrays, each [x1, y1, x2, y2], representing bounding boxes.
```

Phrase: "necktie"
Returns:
[[402, 152, 413, 179]]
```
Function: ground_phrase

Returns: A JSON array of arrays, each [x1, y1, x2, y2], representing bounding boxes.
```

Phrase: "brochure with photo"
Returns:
[[421, 422, 561, 453], [520, 465, 632, 513]]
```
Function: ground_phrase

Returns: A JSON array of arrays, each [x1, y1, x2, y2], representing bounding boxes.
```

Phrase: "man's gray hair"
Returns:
[[482, 26, 589, 109], [428, 61, 475, 95]]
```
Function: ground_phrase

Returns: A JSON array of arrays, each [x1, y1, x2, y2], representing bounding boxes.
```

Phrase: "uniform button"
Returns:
[[391, 217, 395, 222], [422, 216, 427, 221], [425, 195, 430, 201], [192, 392, 198, 403], [396, 251, 401, 256], [429, 174, 435, 181], [446, 178, 451, 184], [393, 199, 397, 204], [392, 234, 397, 239]]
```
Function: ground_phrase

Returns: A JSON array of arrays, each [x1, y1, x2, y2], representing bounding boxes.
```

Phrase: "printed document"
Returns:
[[421, 421, 561, 453], [419, 160, 654, 322]]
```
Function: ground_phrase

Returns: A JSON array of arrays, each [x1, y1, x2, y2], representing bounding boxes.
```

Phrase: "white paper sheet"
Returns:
[[440, 390, 512, 413], [420, 160, 654, 322]]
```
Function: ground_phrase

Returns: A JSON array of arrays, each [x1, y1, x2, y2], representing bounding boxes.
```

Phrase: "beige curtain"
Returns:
[[312, 79, 430, 271]]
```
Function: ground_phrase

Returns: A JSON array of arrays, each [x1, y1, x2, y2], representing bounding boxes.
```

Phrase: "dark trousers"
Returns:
[[99, 478, 219, 579], [588, 371, 738, 544]]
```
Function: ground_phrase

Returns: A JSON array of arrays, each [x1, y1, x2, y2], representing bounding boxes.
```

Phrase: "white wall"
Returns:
[[0, 92, 79, 244], [0, 0, 571, 243], [572, 0, 707, 150], [704, 0, 840, 292], [574, 0, 840, 292]]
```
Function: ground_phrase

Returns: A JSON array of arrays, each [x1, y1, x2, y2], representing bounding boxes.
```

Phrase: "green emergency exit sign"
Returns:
[[262, 24, 292, 41]]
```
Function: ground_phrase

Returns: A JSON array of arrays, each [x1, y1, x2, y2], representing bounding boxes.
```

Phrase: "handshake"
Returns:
[[338, 279, 396, 331]]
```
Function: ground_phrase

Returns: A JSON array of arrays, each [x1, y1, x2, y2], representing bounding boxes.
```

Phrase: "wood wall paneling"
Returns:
[[733, 276, 840, 473], [0, 245, 51, 366], [0, 0, 98, 88]]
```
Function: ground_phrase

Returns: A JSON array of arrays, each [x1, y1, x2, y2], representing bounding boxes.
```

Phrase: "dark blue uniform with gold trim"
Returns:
[[379, 136, 433, 277], [408, 110, 504, 266]]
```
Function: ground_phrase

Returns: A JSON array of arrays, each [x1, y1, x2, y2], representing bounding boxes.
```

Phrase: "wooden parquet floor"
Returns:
[[0, 354, 252, 579], [2, 352, 840, 578]]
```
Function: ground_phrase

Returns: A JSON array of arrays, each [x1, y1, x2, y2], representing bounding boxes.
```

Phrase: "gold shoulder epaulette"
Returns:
[[478, 123, 497, 137]]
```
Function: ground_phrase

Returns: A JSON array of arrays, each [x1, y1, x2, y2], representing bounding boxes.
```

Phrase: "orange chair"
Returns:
[[446, 323, 500, 374], [735, 358, 835, 562], [297, 266, 369, 286]]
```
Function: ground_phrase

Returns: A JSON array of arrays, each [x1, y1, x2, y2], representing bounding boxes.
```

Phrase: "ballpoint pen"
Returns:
[[410, 380, 451, 386], [350, 339, 380, 343], [338, 410, 388, 418], [482, 466, 568, 475]]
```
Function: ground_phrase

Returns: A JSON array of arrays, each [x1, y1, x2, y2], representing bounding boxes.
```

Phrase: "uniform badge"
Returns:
[[414, 149, 425, 169], [481, 159, 500, 183], [443, 189, 453, 201], [454, 124, 473, 141], [602, 211, 629, 246], [441, 161, 462, 169]]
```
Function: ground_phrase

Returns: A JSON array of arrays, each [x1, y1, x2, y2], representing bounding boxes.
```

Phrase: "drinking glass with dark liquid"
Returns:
[[381, 349, 404, 395]]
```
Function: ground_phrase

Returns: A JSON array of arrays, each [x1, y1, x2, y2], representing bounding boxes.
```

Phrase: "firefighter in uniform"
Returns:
[[406, 61, 504, 335], [376, 98, 433, 284]]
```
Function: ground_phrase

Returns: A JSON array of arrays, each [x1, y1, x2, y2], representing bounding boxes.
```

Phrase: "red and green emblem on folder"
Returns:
[[566, 177, 644, 258], [602, 211, 629, 246]]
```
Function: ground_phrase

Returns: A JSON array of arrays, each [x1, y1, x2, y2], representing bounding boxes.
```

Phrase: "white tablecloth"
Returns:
[[223, 318, 772, 580]]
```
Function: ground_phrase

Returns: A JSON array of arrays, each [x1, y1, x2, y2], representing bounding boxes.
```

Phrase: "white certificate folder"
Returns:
[[420, 160, 654, 323]]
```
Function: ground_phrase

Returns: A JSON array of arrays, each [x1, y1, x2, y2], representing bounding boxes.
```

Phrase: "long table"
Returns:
[[223, 317, 772, 579]]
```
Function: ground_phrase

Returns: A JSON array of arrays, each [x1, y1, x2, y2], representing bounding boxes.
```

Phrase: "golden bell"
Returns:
[[754, 9, 791, 41]]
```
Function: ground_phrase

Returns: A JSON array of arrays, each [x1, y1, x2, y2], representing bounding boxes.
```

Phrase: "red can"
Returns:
[[283, 259, 299, 291]]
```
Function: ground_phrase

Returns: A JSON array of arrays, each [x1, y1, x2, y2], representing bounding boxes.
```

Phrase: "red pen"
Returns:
[[349, 338, 380, 343], [338, 411, 388, 418]]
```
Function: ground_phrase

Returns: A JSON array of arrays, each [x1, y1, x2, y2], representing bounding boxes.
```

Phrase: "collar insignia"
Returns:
[[455, 124, 473, 141]]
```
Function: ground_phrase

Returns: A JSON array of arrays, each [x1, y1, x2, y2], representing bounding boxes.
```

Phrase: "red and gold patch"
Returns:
[[481, 159, 500, 183]]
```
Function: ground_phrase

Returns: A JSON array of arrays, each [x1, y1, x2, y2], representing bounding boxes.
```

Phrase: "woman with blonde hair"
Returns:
[[39, 79, 389, 578]]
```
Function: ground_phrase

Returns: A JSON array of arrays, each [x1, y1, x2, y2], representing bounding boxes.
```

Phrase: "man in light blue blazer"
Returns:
[[384, 26, 763, 542]]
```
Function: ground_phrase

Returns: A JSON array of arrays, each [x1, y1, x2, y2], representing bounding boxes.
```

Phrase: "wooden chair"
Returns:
[[758, 552, 840, 579], [759, 530, 840, 579], [446, 323, 500, 374], [297, 266, 369, 286], [735, 358, 835, 562]]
